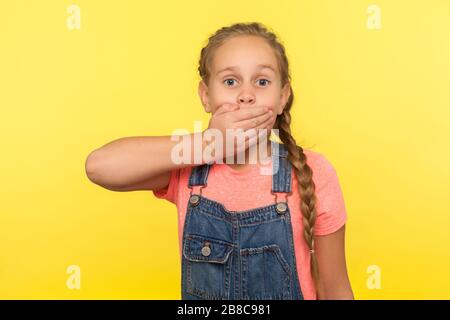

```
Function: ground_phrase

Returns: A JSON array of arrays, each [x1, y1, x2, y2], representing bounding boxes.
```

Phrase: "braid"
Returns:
[[275, 101, 322, 297]]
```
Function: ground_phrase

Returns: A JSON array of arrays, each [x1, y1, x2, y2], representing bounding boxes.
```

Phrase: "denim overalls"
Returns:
[[181, 141, 304, 300]]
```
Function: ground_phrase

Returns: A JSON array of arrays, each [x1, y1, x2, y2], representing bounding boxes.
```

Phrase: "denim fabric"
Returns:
[[181, 141, 304, 300]]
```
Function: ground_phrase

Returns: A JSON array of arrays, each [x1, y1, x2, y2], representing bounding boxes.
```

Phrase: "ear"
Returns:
[[198, 80, 212, 113], [277, 82, 291, 115]]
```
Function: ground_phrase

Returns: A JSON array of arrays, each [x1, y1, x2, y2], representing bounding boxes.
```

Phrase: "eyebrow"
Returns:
[[216, 64, 277, 75]]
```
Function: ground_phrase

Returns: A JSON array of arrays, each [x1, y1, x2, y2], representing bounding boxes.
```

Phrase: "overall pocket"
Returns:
[[183, 234, 234, 299], [240, 244, 292, 299]]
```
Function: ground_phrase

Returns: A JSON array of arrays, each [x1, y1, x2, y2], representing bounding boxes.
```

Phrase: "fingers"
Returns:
[[216, 103, 239, 115], [233, 106, 269, 121], [234, 109, 275, 130], [257, 114, 276, 129]]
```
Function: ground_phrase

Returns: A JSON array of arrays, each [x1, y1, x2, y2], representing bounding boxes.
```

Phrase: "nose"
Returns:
[[238, 93, 255, 106]]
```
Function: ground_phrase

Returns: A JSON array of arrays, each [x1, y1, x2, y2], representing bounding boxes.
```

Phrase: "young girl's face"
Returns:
[[199, 35, 291, 122]]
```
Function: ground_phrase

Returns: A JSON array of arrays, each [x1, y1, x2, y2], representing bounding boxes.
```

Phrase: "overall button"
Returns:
[[276, 202, 287, 214], [189, 195, 200, 206], [201, 243, 211, 257]]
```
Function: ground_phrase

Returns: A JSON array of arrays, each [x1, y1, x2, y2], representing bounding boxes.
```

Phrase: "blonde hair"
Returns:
[[197, 22, 322, 296]]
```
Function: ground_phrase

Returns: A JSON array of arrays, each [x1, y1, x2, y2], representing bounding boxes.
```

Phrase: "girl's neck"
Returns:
[[224, 140, 272, 172]]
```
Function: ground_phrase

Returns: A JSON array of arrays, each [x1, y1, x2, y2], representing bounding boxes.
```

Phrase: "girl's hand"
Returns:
[[204, 103, 275, 162]]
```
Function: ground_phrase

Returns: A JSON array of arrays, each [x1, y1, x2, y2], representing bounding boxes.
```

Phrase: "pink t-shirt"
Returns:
[[152, 148, 347, 300]]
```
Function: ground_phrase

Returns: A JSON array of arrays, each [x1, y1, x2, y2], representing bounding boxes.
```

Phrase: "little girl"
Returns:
[[85, 22, 353, 300]]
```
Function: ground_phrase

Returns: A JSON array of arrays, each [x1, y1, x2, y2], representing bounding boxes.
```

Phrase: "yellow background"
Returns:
[[1, 0, 449, 299]]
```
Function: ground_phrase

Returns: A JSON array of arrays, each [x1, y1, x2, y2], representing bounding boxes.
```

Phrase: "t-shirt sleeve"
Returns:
[[312, 154, 348, 236], [152, 168, 180, 204]]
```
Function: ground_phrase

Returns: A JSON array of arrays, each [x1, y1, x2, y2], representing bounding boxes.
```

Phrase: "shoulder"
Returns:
[[301, 148, 340, 190], [302, 148, 336, 173]]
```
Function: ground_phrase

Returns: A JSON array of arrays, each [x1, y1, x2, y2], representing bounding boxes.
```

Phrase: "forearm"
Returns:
[[85, 131, 208, 189], [317, 283, 354, 300], [319, 291, 354, 300]]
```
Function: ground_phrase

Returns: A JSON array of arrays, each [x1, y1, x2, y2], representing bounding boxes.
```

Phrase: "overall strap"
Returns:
[[271, 140, 292, 194], [188, 163, 211, 188]]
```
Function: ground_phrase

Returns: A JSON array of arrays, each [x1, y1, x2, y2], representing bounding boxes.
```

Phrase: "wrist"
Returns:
[[201, 129, 217, 165]]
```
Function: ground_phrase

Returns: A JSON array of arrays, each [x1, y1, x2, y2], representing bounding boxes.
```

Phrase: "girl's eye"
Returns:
[[223, 78, 271, 87], [258, 79, 271, 86], [224, 78, 236, 86]]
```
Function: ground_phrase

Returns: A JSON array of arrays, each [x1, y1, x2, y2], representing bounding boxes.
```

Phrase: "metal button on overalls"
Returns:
[[201, 242, 211, 257], [189, 194, 200, 206], [276, 202, 287, 214]]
